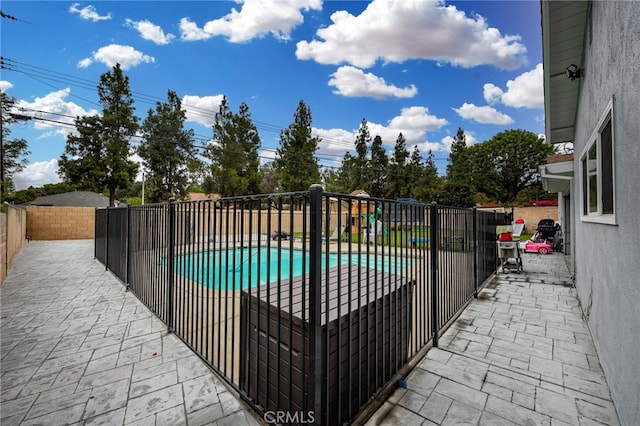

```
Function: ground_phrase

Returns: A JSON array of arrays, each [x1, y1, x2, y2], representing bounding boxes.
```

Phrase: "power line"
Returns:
[[4, 58, 453, 175], [2, 58, 449, 156], [14, 109, 348, 172]]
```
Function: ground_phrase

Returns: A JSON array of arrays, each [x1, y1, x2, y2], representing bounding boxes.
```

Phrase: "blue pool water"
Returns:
[[176, 247, 409, 290]]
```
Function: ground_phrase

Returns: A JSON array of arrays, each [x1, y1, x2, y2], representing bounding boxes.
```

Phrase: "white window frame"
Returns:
[[579, 98, 616, 225]]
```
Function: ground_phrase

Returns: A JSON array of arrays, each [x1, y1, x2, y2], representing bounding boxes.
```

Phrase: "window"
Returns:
[[580, 99, 615, 224]]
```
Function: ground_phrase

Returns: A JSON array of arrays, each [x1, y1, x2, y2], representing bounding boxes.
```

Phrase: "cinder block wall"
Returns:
[[1, 206, 28, 284], [1, 213, 5, 283], [512, 207, 559, 234], [26, 206, 95, 240]]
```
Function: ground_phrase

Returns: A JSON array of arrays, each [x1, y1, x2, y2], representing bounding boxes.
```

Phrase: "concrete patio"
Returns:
[[365, 252, 620, 425], [1, 240, 620, 425], [0, 240, 261, 426]]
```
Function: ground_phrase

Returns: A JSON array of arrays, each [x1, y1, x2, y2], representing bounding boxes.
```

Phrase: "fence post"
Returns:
[[124, 203, 130, 290], [473, 207, 478, 298], [493, 209, 498, 271], [104, 207, 109, 271], [308, 184, 323, 425], [430, 202, 439, 348], [94, 208, 98, 259], [167, 198, 176, 333]]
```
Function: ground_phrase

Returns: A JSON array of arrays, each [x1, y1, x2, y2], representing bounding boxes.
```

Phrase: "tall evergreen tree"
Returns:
[[446, 127, 471, 185], [385, 133, 409, 198], [259, 162, 280, 194], [138, 90, 195, 202], [1, 92, 30, 197], [353, 118, 371, 191], [205, 97, 262, 197], [332, 152, 357, 194], [59, 64, 139, 206], [419, 149, 441, 202], [322, 167, 342, 193], [275, 100, 321, 192], [235, 102, 262, 195], [406, 145, 424, 198], [369, 135, 388, 197]]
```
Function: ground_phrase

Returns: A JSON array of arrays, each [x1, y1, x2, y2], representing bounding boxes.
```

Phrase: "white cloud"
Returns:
[[387, 106, 448, 133], [180, 0, 322, 43], [0, 80, 14, 92], [313, 127, 356, 157], [78, 44, 155, 70], [414, 140, 448, 154], [440, 132, 478, 153], [328, 66, 417, 99], [453, 103, 513, 125], [16, 88, 99, 136], [483, 83, 503, 105], [13, 160, 61, 191], [296, 0, 527, 70], [314, 106, 448, 157], [125, 19, 175, 45], [69, 3, 111, 22], [77, 58, 93, 68], [179, 18, 210, 41], [484, 63, 543, 108], [181, 94, 225, 127]]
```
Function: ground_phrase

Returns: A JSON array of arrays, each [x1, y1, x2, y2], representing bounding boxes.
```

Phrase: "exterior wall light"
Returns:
[[566, 64, 582, 80]]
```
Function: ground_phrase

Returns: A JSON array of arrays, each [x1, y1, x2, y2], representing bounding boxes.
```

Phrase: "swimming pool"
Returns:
[[176, 247, 410, 290]]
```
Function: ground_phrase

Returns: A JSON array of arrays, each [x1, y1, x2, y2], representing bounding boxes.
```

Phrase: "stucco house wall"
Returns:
[[570, 2, 640, 424]]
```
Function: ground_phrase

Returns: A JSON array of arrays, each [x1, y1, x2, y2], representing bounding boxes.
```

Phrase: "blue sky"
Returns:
[[1, 0, 544, 191]]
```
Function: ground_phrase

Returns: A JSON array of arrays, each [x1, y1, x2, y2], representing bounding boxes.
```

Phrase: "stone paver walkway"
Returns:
[[2, 241, 621, 426], [1, 240, 262, 426], [366, 252, 620, 425]]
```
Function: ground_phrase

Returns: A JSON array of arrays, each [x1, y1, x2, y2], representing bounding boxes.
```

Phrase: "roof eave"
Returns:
[[542, 1, 590, 145]]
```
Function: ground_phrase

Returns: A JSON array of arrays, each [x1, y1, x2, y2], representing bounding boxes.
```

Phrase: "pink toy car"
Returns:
[[524, 239, 553, 255]]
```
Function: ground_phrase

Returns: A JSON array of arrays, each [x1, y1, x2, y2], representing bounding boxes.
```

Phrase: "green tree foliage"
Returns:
[[332, 152, 357, 194], [138, 90, 196, 203], [331, 120, 376, 195], [446, 127, 471, 186], [385, 133, 409, 198], [275, 100, 321, 192], [58, 64, 139, 206], [235, 102, 262, 195], [1, 92, 30, 196], [514, 182, 556, 205], [352, 118, 371, 191], [406, 145, 423, 197], [186, 157, 207, 192], [468, 129, 555, 202], [419, 149, 441, 202], [205, 97, 262, 197], [369, 135, 388, 197], [5, 182, 75, 205], [115, 180, 143, 204], [259, 161, 280, 194], [322, 167, 342, 193], [436, 181, 475, 207]]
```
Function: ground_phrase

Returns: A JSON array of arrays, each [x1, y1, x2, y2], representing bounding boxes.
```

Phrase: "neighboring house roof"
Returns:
[[23, 191, 112, 207]]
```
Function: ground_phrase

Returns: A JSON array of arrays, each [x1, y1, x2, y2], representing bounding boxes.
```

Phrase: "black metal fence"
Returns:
[[95, 187, 503, 425]]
